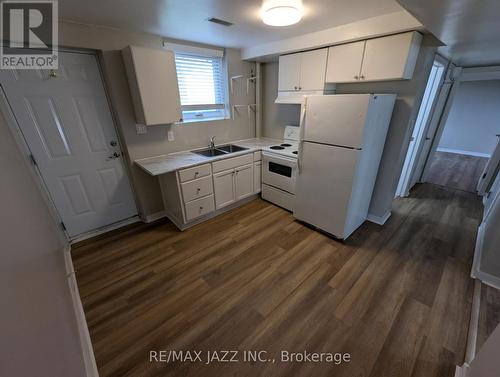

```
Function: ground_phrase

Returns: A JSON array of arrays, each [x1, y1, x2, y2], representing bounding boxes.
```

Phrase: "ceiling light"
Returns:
[[262, 0, 303, 27]]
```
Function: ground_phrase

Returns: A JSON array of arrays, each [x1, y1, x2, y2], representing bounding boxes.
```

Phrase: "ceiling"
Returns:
[[397, 0, 500, 66], [59, 0, 404, 49]]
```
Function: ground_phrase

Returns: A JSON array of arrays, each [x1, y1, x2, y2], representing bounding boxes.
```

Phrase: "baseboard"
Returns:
[[70, 216, 140, 244], [437, 147, 491, 158], [454, 363, 469, 377], [367, 211, 391, 225], [143, 210, 166, 223], [63, 246, 99, 377]]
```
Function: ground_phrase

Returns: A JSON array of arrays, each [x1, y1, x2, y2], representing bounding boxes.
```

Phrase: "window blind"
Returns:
[[174, 52, 226, 121]]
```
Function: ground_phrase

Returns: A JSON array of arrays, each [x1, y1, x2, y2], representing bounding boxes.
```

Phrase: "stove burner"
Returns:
[[281, 143, 292, 147], [270, 145, 285, 150], [292, 151, 298, 154]]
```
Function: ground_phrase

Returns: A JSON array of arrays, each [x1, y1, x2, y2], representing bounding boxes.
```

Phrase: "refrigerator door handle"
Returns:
[[298, 103, 307, 174]]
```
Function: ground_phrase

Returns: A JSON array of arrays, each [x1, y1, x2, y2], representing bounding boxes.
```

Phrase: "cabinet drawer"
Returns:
[[253, 151, 262, 161], [178, 164, 212, 182], [181, 175, 213, 203], [184, 195, 215, 222], [212, 153, 253, 173]]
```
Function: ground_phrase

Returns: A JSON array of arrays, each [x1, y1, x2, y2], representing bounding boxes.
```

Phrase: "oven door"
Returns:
[[262, 152, 297, 194]]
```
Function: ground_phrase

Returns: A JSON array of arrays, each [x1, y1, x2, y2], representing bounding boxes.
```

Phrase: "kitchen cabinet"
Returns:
[[278, 48, 328, 92], [122, 45, 182, 125], [254, 161, 262, 194], [235, 164, 254, 201], [325, 31, 422, 83], [325, 41, 365, 83], [214, 169, 236, 209]]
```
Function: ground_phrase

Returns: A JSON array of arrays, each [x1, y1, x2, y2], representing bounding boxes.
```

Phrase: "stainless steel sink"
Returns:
[[192, 144, 248, 157], [192, 148, 227, 157], [217, 144, 248, 153]]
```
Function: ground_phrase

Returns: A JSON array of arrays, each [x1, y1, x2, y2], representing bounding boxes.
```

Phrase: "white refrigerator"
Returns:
[[294, 94, 396, 239]]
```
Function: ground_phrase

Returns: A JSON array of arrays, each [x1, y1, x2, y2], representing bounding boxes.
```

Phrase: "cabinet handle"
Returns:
[[199, 206, 203, 212], [194, 172, 199, 177], [354, 75, 359, 80], [298, 86, 302, 90], [360, 75, 365, 80], [196, 188, 201, 193], [294, 86, 297, 90]]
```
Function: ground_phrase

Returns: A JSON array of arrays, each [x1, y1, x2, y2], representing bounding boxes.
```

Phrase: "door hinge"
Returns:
[[60, 222, 67, 231], [29, 154, 38, 166]]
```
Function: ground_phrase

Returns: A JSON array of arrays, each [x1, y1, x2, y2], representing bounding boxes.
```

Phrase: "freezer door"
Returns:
[[294, 141, 360, 238], [303, 94, 371, 148]]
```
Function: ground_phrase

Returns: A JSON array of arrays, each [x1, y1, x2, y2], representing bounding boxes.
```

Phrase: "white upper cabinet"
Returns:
[[299, 49, 329, 91], [278, 48, 327, 92], [325, 32, 422, 83], [325, 41, 365, 83], [122, 45, 182, 126], [361, 32, 422, 82], [278, 53, 302, 91]]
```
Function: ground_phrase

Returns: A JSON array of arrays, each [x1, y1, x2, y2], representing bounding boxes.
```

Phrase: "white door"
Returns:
[[303, 94, 371, 148], [278, 53, 301, 91], [235, 163, 254, 201], [294, 142, 360, 238], [0, 51, 137, 238], [213, 169, 235, 209], [299, 49, 328, 91], [254, 161, 262, 194], [325, 41, 365, 83]]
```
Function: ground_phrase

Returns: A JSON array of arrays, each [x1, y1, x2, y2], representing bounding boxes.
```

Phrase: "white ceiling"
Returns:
[[397, 0, 500, 66], [59, 0, 404, 49]]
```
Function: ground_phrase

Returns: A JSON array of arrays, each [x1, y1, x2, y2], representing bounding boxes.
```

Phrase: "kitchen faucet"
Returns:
[[209, 136, 216, 150]]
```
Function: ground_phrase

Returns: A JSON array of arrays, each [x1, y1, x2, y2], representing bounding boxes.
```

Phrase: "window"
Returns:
[[174, 52, 227, 122]]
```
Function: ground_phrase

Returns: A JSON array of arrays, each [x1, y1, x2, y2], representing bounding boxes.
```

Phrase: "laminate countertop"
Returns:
[[135, 138, 280, 176]]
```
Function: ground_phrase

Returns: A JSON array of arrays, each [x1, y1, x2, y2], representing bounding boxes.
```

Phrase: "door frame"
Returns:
[[0, 47, 139, 242], [396, 54, 449, 197], [420, 65, 500, 182]]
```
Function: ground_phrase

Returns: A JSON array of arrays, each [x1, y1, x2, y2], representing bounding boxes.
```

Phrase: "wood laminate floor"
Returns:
[[72, 183, 483, 377], [425, 151, 488, 193]]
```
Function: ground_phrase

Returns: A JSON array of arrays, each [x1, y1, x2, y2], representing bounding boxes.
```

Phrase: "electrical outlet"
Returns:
[[136, 124, 147, 134], [167, 130, 175, 141]]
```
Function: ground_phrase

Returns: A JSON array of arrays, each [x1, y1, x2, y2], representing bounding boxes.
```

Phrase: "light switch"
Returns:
[[136, 124, 147, 134], [167, 130, 175, 141]]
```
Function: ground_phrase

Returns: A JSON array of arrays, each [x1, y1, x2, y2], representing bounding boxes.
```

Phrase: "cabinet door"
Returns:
[[254, 161, 262, 194], [361, 32, 420, 81], [235, 164, 254, 201], [123, 46, 182, 125], [213, 169, 235, 209], [299, 48, 328, 91], [278, 53, 301, 91], [325, 41, 365, 83]]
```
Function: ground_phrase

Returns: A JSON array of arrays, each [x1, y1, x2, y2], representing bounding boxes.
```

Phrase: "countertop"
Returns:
[[135, 138, 280, 176]]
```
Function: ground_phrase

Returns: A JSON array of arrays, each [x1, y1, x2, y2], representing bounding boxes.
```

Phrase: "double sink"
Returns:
[[192, 144, 248, 157]]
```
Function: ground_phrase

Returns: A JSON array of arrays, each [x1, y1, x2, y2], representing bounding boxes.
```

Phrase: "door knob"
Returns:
[[108, 152, 121, 159]]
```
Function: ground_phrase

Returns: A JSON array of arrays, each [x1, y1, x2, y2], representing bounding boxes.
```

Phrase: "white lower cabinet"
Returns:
[[235, 164, 254, 200], [184, 195, 215, 222], [214, 169, 236, 209], [254, 161, 262, 194]]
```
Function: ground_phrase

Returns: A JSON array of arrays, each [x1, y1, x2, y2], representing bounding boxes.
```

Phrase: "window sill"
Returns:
[[176, 117, 228, 125]]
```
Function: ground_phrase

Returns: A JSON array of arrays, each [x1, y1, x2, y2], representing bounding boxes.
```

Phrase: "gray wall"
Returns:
[[439, 80, 500, 156], [262, 62, 301, 138], [261, 35, 438, 218], [0, 111, 86, 377], [59, 21, 256, 218]]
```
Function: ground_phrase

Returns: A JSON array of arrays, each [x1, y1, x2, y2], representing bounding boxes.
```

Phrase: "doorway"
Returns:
[[423, 79, 500, 193], [396, 55, 448, 197], [0, 51, 137, 239]]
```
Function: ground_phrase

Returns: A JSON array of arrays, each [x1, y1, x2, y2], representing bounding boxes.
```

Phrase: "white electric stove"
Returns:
[[261, 126, 300, 211]]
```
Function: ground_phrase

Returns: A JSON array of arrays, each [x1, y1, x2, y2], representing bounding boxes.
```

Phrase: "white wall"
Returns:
[[438, 80, 500, 157], [0, 111, 86, 377]]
